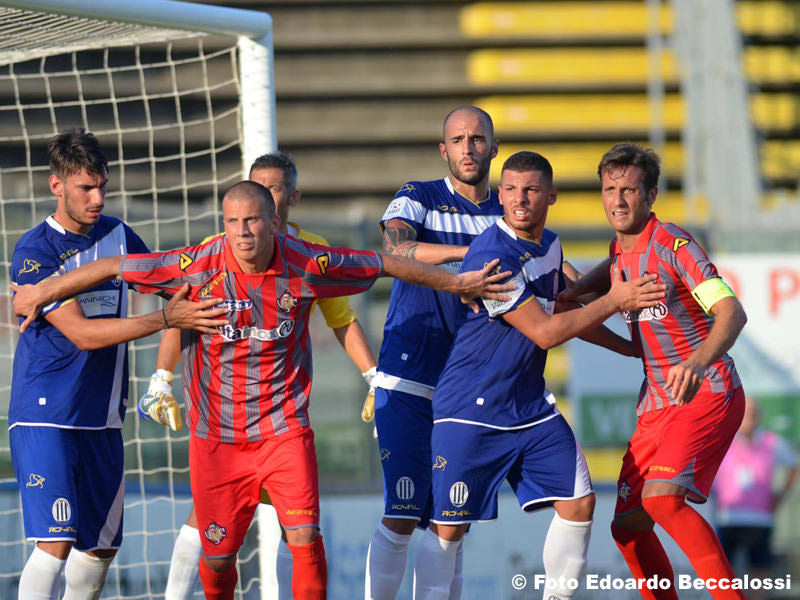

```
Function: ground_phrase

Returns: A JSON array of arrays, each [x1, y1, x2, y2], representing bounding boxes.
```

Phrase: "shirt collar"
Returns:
[[610, 212, 659, 256]]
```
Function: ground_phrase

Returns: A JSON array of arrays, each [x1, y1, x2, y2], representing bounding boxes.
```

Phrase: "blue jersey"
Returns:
[[9, 215, 149, 430], [432, 219, 565, 429], [376, 177, 502, 392]]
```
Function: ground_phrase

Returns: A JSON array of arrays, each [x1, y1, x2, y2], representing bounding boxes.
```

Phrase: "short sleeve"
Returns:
[[316, 296, 357, 329], [11, 246, 60, 287], [667, 231, 719, 290], [380, 182, 427, 233]]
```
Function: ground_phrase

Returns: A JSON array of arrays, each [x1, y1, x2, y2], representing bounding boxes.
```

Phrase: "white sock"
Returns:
[[62, 549, 114, 600], [541, 514, 592, 600], [447, 540, 464, 600], [18, 545, 66, 599], [412, 529, 460, 600], [365, 522, 413, 599], [165, 524, 202, 600], [276, 539, 293, 600]]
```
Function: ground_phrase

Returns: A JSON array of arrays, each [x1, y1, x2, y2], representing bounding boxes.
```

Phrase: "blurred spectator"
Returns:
[[714, 396, 798, 598]]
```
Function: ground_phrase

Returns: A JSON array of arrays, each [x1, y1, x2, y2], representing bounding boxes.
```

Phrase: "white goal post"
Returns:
[[0, 1, 274, 598]]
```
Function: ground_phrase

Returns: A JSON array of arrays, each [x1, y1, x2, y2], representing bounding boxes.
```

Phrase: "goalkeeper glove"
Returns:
[[361, 366, 377, 423], [138, 369, 183, 431]]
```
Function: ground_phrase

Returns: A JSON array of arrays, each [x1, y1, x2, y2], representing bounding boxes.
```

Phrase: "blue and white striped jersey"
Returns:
[[9, 215, 149, 430], [432, 219, 565, 428], [376, 177, 502, 393]]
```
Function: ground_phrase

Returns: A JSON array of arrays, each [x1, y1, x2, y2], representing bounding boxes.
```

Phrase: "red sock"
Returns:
[[288, 535, 327, 600], [198, 557, 238, 600], [611, 522, 678, 600], [643, 494, 745, 600]]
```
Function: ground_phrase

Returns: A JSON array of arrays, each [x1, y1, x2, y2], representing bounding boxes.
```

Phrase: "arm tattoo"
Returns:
[[383, 220, 420, 259]]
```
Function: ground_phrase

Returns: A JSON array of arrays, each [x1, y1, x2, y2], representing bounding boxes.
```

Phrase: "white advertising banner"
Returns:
[[714, 254, 800, 393]]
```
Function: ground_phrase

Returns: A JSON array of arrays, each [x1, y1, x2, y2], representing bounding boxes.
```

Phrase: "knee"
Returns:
[[381, 516, 419, 536], [284, 525, 320, 547], [611, 508, 655, 539], [203, 555, 236, 573], [554, 493, 595, 522], [641, 494, 684, 523]]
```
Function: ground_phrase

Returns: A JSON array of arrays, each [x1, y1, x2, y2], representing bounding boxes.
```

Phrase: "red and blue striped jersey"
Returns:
[[121, 233, 383, 443], [609, 213, 740, 415]]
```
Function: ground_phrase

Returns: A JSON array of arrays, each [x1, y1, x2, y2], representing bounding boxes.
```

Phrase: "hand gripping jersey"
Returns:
[[120, 234, 382, 443], [9, 215, 149, 429], [433, 219, 565, 429], [609, 213, 741, 415], [377, 177, 502, 392]]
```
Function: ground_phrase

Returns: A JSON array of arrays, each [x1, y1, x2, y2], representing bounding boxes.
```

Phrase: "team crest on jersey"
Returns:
[[622, 302, 668, 323], [316, 253, 330, 275], [204, 522, 227, 545], [398, 183, 416, 194], [18, 258, 41, 275], [484, 261, 503, 276], [379, 448, 391, 462], [26, 473, 45, 488], [618, 481, 632, 503], [277, 291, 297, 313], [449, 482, 469, 507], [432, 455, 447, 470], [673, 237, 690, 252], [179, 252, 193, 271]]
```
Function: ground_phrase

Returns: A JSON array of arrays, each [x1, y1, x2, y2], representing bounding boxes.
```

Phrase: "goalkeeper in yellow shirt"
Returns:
[[139, 151, 377, 600]]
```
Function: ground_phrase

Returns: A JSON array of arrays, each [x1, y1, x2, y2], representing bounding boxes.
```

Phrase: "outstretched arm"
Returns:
[[504, 273, 665, 350], [664, 296, 747, 405], [379, 253, 513, 303], [382, 218, 468, 264]]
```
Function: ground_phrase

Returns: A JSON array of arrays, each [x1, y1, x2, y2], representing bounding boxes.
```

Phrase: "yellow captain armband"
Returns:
[[691, 277, 736, 314]]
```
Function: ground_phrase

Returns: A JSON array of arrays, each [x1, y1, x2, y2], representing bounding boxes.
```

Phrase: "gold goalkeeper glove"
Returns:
[[361, 367, 377, 422], [138, 369, 183, 431]]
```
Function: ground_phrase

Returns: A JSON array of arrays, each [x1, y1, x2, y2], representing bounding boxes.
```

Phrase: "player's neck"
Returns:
[[451, 177, 489, 206], [52, 210, 92, 236]]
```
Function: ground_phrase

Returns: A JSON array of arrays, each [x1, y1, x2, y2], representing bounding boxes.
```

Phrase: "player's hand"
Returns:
[[361, 367, 377, 422], [456, 258, 514, 312], [163, 284, 229, 333], [664, 359, 705, 405], [138, 369, 183, 430], [9, 282, 46, 333], [608, 271, 666, 312]]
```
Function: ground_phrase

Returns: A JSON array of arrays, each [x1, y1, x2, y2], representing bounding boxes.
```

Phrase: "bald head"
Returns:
[[222, 180, 276, 217], [442, 105, 495, 141]]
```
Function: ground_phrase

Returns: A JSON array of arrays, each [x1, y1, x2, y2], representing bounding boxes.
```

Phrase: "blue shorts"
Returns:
[[374, 388, 433, 525], [10, 426, 125, 551], [430, 415, 593, 525]]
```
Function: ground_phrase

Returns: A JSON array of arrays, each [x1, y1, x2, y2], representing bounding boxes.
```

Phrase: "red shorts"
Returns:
[[190, 427, 320, 558], [614, 386, 745, 516]]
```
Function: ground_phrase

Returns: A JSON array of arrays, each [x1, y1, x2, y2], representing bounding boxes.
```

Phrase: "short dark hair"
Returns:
[[248, 151, 298, 192], [501, 151, 553, 184], [597, 142, 660, 192], [223, 180, 276, 216], [48, 128, 107, 179]]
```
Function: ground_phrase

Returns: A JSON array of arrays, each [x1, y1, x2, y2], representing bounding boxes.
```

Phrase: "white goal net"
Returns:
[[0, 1, 274, 598]]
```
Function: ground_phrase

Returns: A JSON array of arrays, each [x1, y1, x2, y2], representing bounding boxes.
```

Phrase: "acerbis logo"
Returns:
[[52, 498, 71, 523], [218, 320, 294, 342], [449, 482, 469, 508], [396, 476, 415, 501]]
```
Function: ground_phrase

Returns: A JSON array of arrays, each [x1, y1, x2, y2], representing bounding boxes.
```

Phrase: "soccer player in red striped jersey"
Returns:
[[565, 143, 748, 599], [11, 180, 512, 600]]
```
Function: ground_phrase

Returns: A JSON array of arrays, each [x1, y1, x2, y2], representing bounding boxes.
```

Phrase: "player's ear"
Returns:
[[289, 189, 300, 207], [49, 174, 63, 198], [647, 186, 658, 207], [548, 184, 558, 206], [439, 141, 448, 162], [490, 137, 499, 160]]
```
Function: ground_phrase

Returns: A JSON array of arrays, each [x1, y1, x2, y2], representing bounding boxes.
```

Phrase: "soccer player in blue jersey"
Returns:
[[412, 151, 666, 600], [365, 105, 504, 599], [8, 129, 225, 600]]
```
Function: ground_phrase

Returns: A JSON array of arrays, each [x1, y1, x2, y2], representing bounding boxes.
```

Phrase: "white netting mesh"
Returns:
[[0, 8, 265, 598]]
